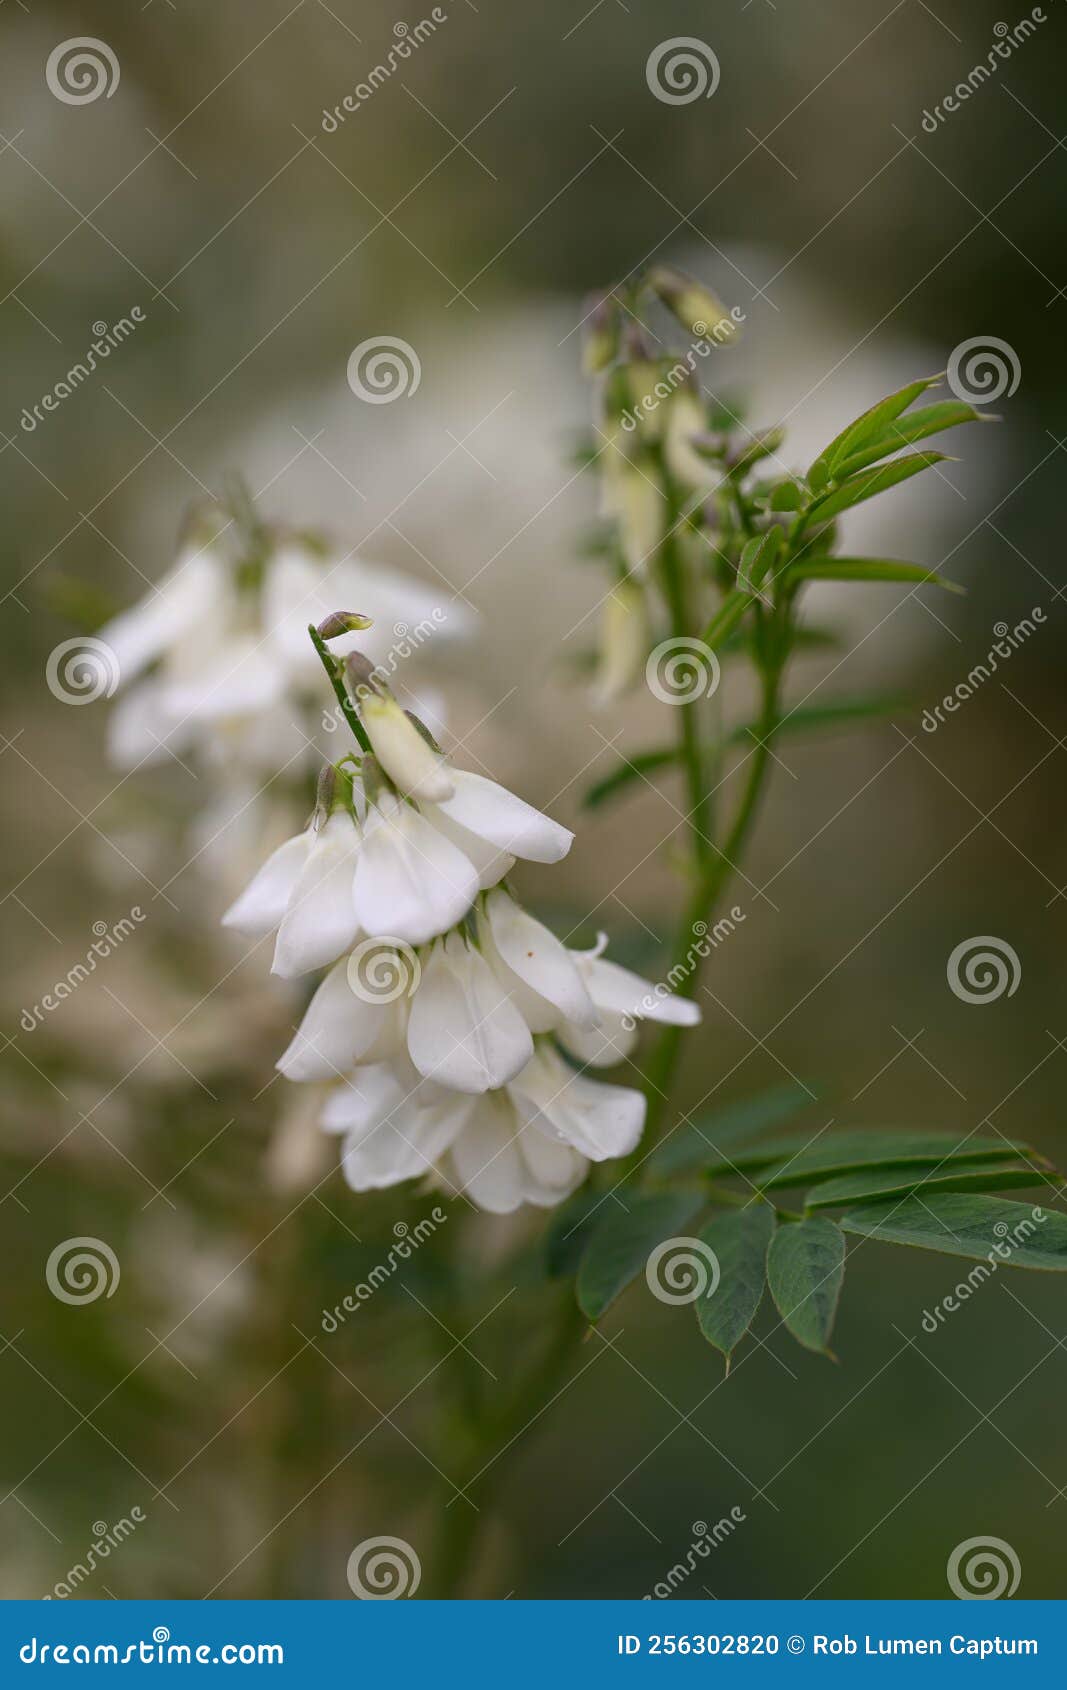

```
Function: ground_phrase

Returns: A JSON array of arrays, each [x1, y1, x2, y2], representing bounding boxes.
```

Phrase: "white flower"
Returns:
[[478, 887, 596, 1035], [277, 958, 404, 1081], [591, 580, 648, 707], [352, 793, 480, 949], [559, 936, 701, 1067], [664, 389, 718, 490], [101, 533, 471, 770], [406, 931, 533, 1093], [359, 691, 453, 802], [320, 1041, 644, 1213]]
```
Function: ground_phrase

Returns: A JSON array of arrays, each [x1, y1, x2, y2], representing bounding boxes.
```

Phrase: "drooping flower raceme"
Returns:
[[224, 634, 701, 1213]]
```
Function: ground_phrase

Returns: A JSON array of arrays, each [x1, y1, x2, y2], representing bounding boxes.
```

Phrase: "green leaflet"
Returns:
[[767, 1218, 846, 1354], [700, 586, 756, 652], [752, 1129, 1044, 1190], [576, 1189, 704, 1320], [839, 1194, 1067, 1271], [695, 1202, 776, 1363], [583, 747, 678, 809], [768, 479, 806, 512], [805, 1163, 1058, 1211], [544, 1187, 608, 1279], [783, 557, 962, 594], [807, 376, 941, 490], [834, 401, 984, 478], [648, 1083, 815, 1178], [805, 453, 949, 523], [737, 528, 783, 606]]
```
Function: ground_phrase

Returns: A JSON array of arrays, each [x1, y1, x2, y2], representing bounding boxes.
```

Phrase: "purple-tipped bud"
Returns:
[[317, 610, 373, 640]]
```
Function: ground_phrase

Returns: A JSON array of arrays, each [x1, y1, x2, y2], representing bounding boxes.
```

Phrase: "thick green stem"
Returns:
[[656, 459, 713, 866]]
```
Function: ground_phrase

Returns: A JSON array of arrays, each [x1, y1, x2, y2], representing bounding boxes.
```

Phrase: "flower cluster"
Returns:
[[100, 498, 471, 773], [224, 638, 700, 1213]]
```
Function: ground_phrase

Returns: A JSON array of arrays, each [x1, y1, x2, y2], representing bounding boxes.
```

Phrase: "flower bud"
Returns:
[[592, 580, 647, 706], [344, 650, 383, 706], [317, 610, 373, 640], [648, 267, 737, 345], [359, 692, 454, 802], [605, 455, 665, 574], [664, 389, 717, 489]]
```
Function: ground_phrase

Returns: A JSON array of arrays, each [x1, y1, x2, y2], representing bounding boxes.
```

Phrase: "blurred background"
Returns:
[[2, 0, 1067, 1601]]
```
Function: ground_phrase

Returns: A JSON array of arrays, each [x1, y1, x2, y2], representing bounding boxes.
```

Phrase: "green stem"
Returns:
[[657, 453, 713, 866], [307, 623, 372, 754]]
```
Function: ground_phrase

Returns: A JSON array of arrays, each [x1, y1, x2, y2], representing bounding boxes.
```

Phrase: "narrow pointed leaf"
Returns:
[[584, 748, 678, 809], [835, 401, 984, 478], [695, 1202, 776, 1361], [839, 1194, 1067, 1271], [806, 453, 949, 522], [729, 696, 906, 745], [576, 1189, 704, 1320], [700, 1127, 1042, 1185], [783, 557, 962, 594], [648, 1083, 815, 1178], [767, 1218, 845, 1353], [700, 586, 755, 652], [806, 1163, 1058, 1211], [807, 376, 941, 490]]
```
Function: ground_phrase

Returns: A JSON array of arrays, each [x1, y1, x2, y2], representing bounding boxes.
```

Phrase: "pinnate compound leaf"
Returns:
[[835, 401, 984, 478], [695, 1202, 776, 1362], [767, 1218, 846, 1354], [753, 1128, 1044, 1190], [806, 453, 949, 522], [839, 1194, 1067, 1271], [807, 376, 941, 490], [576, 1190, 704, 1320]]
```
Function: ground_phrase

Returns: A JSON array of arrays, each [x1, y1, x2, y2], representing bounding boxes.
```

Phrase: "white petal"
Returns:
[[107, 679, 189, 768], [445, 1094, 527, 1214], [483, 888, 596, 1029], [352, 795, 478, 947], [518, 1118, 588, 1206], [341, 1091, 473, 1191], [407, 932, 532, 1093], [277, 959, 393, 1081], [435, 769, 573, 864], [578, 954, 702, 1026], [271, 814, 361, 977], [321, 1062, 409, 1135], [161, 634, 283, 719], [559, 1013, 640, 1069], [361, 694, 453, 802], [222, 832, 313, 935], [420, 802, 515, 891], [99, 546, 223, 684], [509, 1044, 645, 1161]]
